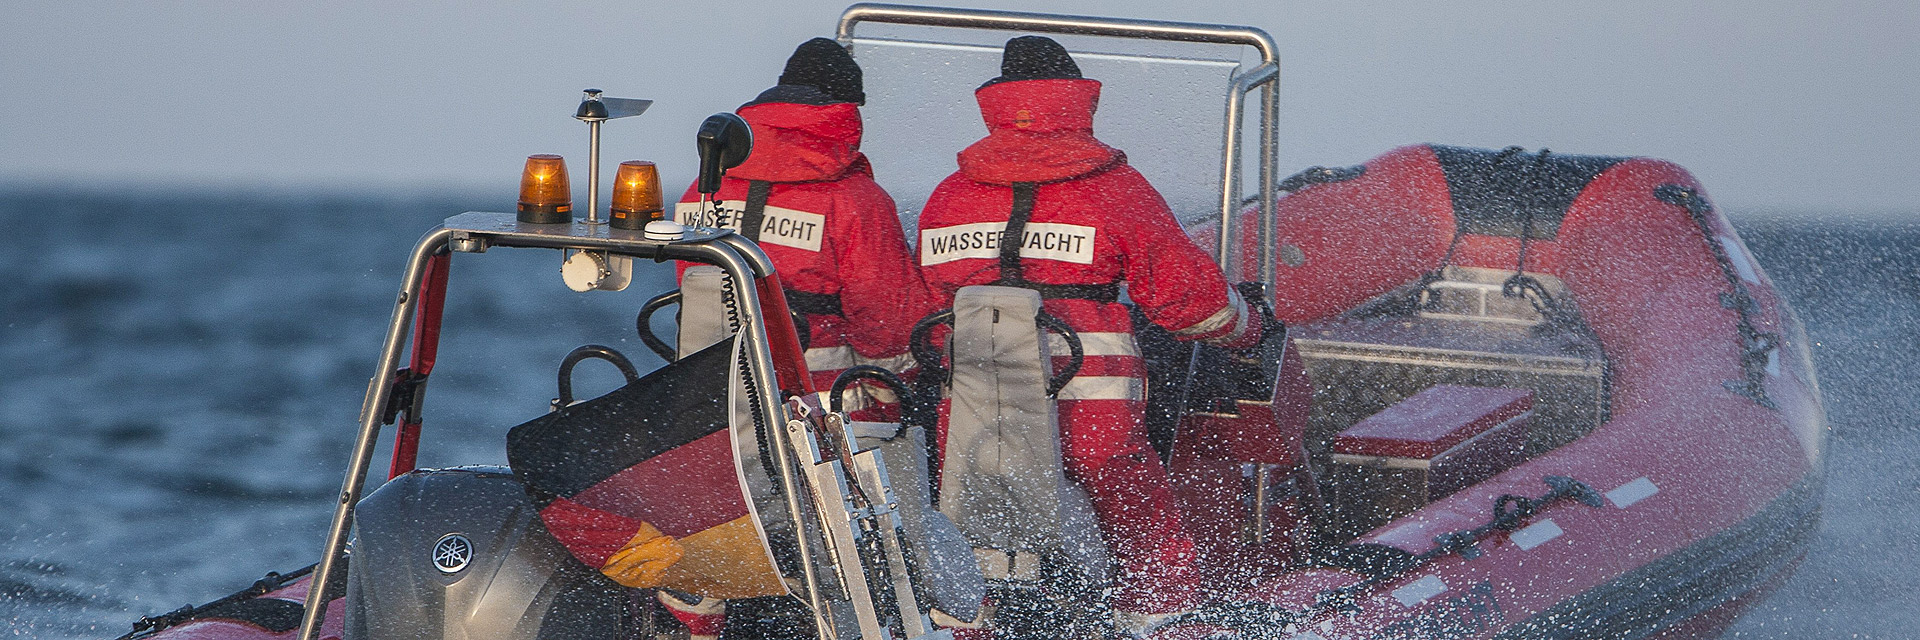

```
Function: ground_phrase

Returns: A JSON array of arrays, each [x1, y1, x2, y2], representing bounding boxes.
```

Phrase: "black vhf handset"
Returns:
[[695, 113, 753, 195]]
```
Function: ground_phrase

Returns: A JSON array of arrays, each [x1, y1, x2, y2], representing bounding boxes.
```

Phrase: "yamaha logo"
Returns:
[[432, 533, 472, 574]]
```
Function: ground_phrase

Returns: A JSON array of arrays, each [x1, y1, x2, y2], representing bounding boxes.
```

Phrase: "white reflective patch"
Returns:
[[1287, 633, 1328, 640], [854, 352, 915, 374], [1766, 348, 1781, 377], [1391, 575, 1446, 607], [755, 206, 825, 252], [1173, 288, 1247, 339], [1607, 477, 1660, 508], [919, 221, 1097, 266], [1510, 518, 1564, 550], [674, 201, 825, 252], [805, 345, 856, 371], [1055, 376, 1143, 401], [1047, 332, 1140, 357], [1718, 236, 1762, 285], [676, 201, 740, 230]]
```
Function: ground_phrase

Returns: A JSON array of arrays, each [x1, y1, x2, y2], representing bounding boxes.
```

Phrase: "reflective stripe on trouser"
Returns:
[[1053, 351, 1199, 614], [807, 344, 911, 419]]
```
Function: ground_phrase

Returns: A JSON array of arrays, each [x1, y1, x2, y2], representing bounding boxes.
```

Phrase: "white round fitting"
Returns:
[[644, 220, 686, 241], [561, 251, 611, 292]]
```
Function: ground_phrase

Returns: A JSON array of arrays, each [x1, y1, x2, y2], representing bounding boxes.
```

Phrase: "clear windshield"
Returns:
[[851, 27, 1250, 233]]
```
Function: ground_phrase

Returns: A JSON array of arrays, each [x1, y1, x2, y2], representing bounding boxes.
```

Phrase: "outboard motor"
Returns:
[[343, 467, 636, 640]]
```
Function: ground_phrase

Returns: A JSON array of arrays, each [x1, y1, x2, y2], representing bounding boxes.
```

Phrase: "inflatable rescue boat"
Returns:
[[116, 5, 1823, 640]]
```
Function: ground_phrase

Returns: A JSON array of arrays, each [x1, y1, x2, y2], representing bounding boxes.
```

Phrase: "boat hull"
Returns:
[[1219, 145, 1825, 639]]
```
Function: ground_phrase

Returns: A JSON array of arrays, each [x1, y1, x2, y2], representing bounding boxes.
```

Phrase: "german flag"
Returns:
[[508, 336, 788, 599]]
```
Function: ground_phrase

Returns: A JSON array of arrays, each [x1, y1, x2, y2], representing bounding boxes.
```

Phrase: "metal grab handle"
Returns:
[[907, 308, 1085, 397], [555, 345, 641, 407], [635, 290, 682, 363], [838, 3, 1278, 64], [635, 288, 812, 365], [301, 220, 822, 640]]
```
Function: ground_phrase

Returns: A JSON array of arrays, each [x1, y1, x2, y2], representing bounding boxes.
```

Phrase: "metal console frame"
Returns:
[[837, 3, 1283, 283], [296, 213, 825, 640]]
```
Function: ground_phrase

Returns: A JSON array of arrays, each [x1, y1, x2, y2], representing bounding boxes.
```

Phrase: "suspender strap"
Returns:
[[994, 181, 1118, 303], [740, 180, 773, 241], [742, 182, 843, 317], [784, 289, 844, 317], [743, 181, 844, 320], [997, 182, 1038, 286]]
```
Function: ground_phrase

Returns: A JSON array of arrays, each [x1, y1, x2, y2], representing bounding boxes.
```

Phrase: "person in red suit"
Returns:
[[915, 36, 1261, 636], [665, 37, 930, 639], [674, 37, 930, 397]]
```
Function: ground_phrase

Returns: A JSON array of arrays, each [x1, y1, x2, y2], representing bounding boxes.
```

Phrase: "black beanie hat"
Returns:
[[982, 36, 1082, 88], [778, 37, 865, 105]]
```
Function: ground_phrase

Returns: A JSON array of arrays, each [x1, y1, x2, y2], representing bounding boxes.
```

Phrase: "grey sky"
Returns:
[[2, 0, 1914, 216]]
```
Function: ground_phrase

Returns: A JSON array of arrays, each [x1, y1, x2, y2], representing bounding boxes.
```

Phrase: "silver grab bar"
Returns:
[[837, 2, 1283, 288], [296, 217, 823, 640]]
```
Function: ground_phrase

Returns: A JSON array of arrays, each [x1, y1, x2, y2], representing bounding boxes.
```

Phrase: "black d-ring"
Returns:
[[829, 365, 915, 416], [1036, 312, 1083, 397], [635, 291, 682, 362], [557, 345, 641, 407], [907, 309, 956, 388]]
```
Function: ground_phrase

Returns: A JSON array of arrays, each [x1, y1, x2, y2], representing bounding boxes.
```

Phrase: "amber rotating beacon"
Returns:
[[609, 160, 663, 230], [517, 154, 573, 224]]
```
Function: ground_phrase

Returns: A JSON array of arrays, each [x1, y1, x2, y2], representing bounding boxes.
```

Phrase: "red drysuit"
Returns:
[[917, 77, 1259, 615], [675, 94, 931, 392]]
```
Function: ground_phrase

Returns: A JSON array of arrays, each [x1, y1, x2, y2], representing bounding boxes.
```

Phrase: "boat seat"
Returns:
[[676, 265, 734, 357], [938, 285, 1110, 580]]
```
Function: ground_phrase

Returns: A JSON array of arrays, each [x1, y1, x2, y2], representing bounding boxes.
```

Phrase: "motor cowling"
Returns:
[[343, 466, 635, 640]]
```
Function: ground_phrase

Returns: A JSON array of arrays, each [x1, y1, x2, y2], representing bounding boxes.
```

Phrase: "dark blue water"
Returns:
[[0, 189, 1913, 638]]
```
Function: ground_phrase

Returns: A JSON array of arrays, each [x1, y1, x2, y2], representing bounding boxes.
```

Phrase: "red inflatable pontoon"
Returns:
[[1190, 143, 1826, 639]]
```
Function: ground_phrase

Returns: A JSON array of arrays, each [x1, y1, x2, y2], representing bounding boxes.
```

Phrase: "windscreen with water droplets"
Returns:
[[850, 27, 1253, 234]]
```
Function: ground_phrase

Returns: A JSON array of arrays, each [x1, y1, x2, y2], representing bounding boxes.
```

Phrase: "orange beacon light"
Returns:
[[517, 154, 573, 224], [609, 161, 664, 230]]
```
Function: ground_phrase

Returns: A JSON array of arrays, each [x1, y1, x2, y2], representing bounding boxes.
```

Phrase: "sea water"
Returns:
[[0, 189, 1914, 638]]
